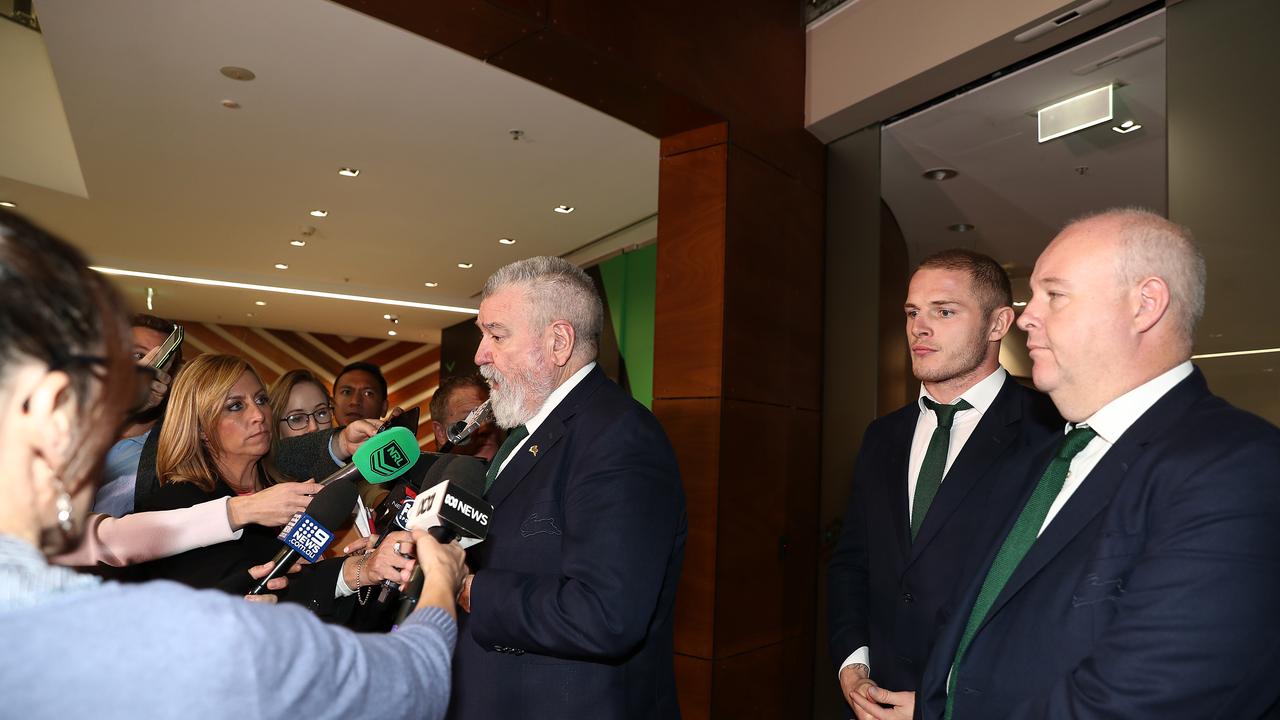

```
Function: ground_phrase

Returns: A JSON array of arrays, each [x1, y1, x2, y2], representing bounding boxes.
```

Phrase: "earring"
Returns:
[[53, 478, 73, 533]]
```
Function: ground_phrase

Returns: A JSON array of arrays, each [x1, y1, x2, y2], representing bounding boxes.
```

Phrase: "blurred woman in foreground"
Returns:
[[0, 209, 464, 718]]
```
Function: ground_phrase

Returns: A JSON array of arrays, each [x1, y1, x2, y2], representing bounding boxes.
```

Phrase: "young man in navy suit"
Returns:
[[828, 249, 1060, 713], [854, 209, 1280, 719], [451, 256, 687, 720]]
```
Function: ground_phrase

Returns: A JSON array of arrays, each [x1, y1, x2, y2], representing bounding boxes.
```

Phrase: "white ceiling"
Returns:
[[3, 0, 659, 342]]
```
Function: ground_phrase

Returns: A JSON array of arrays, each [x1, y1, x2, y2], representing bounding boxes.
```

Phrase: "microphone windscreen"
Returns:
[[351, 426, 421, 485], [305, 476, 359, 530], [421, 454, 488, 497]]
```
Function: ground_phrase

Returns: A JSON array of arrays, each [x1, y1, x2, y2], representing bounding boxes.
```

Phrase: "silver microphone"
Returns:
[[446, 398, 493, 445]]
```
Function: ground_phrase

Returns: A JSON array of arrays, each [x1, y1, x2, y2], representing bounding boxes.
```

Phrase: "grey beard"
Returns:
[[480, 364, 555, 429]]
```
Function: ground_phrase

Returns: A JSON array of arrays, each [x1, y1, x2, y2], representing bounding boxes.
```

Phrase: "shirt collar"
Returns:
[[918, 366, 1007, 416], [523, 361, 596, 436], [1073, 360, 1194, 443]]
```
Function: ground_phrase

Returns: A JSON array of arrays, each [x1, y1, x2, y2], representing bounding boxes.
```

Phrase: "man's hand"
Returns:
[[226, 480, 318, 529], [332, 418, 384, 461], [849, 686, 915, 720], [411, 530, 467, 620], [134, 346, 173, 414], [840, 664, 878, 710], [457, 574, 474, 614]]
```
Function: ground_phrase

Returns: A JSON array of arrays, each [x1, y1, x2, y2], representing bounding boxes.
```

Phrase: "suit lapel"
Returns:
[[484, 367, 605, 509], [979, 370, 1210, 629], [886, 409, 917, 561], [907, 378, 1021, 567]]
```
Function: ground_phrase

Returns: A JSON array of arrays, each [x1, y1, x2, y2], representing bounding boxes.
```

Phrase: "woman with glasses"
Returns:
[[269, 369, 335, 439], [0, 210, 463, 717]]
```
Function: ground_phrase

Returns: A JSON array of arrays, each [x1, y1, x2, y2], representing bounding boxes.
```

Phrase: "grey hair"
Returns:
[[481, 256, 604, 361], [1068, 207, 1206, 342]]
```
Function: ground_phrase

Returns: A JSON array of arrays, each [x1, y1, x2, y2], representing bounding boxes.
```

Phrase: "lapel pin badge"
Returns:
[[529, 444, 539, 457]]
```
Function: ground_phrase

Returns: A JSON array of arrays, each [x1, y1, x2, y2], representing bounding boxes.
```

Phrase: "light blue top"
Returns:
[[0, 535, 456, 719], [93, 429, 150, 517]]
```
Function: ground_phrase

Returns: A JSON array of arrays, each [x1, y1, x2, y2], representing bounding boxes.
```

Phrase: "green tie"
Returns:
[[944, 425, 1099, 719], [913, 398, 973, 539], [483, 424, 529, 494]]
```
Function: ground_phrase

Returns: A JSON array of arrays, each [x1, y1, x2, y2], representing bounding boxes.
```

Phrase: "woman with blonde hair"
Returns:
[[269, 368, 335, 439], [138, 355, 421, 614], [0, 210, 463, 717]]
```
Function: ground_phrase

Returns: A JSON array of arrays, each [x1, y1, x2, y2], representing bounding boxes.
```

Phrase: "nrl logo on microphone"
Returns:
[[369, 441, 410, 479]]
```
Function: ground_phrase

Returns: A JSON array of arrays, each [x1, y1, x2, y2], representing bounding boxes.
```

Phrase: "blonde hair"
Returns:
[[157, 354, 289, 493], [268, 368, 332, 421]]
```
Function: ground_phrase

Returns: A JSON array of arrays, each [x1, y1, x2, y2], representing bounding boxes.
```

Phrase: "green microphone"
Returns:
[[318, 425, 421, 488]]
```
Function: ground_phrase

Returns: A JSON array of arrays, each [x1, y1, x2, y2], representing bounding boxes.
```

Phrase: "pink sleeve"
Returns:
[[51, 498, 242, 567]]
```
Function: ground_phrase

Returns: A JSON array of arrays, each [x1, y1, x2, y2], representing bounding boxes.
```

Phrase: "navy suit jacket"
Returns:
[[450, 366, 687, 720], [827, 375, 1060, 692], [919, 368, 1280, 719]]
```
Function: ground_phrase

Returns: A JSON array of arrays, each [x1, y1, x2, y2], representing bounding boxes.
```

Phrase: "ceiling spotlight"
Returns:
[[922, 168, 957, 181], [499, 237, 516, 245], [219, 66, 256, 81], [338, 167, 360, 177], [423, 281, 439, 288], [1013, 301, 1028, 307], [0, 201, 16, 208], [1112, 120, 1143, 134], [387, 330, 397, 337], [553, 205, 575, 214], [255, 300, 267, 306], [309, 209, 328, 218], [146, 287, 155, 311], [290, 240, 307, 247], [948, 223, 976, 233], [457, 262, 474, 269], [274, 263, 289, 270], [220, 99, 241, 110]]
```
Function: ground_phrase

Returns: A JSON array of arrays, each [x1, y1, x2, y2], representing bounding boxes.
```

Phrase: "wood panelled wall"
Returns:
[[334, 3, 826, 716], [178, 321, 442, 448]]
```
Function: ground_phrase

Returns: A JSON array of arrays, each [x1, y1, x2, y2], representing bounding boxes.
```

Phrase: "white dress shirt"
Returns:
[[494, 361, 597, 479], [841, 367, 1007, 675], [1038, 361, 1193, 535]]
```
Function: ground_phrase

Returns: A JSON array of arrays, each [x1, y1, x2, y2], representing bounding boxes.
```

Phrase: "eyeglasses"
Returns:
[[280, 406, 334, 431]]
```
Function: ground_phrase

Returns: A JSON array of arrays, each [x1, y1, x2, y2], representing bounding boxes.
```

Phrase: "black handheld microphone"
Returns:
[[393, 455, 490, 625], [249, 479, 358, 595]]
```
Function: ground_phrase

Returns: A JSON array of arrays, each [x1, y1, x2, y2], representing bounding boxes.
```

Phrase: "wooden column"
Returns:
[[335, 3, 825, 715]]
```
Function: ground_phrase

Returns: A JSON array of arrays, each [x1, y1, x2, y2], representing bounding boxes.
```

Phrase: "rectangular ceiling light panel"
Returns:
[[1037, 85, 1113, 143]]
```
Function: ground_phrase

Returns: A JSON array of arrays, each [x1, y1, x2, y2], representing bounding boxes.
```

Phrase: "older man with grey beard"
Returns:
[[448, 256, 687, 720]]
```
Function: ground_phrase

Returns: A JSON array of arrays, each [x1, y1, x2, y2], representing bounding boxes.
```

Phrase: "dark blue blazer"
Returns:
[[450, 366, 687, 720], [918, 368, 1280, 719], [827, 375, 1060, 692]]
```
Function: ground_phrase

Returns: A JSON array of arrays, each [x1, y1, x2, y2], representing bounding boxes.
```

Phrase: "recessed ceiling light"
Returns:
[[457, 262, 474, 269], [553, 205, 575, 214], [146, 287, 155, 311], [922, 168, 957, 181], [274, 263, 289, 270], [423, 281, 439, 288], [383, 314, 398, 321], [90, 267, 478, 315], [499, 237, 516, 245], [255, 300, 267, 306], [0, 201, 16, 208], [949, 223, 976, 233], [290, 240, 307, 247], [246, 312, 254, 318], [1013, 301, 1028, 307], [219, 66, 256, 81], [338, 167, 360, 177], [1111, 120, 1143, 134], [309, 209, 328, 218], [387, 330, 397, 337], [220, 99, 241, 110]]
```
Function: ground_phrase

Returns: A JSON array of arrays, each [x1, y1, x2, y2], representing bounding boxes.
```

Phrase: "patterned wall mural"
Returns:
[[176, 321, 442, 449]]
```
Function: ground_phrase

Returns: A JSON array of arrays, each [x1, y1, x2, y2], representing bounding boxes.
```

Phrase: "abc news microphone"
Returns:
[[393, 455, 491, 626], [248, 427, 420, 595]]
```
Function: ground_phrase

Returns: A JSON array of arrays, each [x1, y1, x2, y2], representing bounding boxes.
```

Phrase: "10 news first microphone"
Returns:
[[247, 425, 492, 627]]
